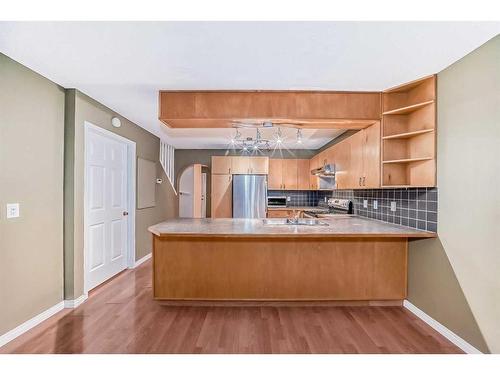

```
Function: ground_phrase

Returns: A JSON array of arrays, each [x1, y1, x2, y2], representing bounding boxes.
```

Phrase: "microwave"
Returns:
[[267, 196, 287, 208]]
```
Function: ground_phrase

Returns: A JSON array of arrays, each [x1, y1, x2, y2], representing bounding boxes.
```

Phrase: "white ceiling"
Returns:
[[0, 22, 499, 149]]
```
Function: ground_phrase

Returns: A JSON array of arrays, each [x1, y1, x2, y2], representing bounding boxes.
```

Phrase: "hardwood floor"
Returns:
[[0, 259, 462, 354]]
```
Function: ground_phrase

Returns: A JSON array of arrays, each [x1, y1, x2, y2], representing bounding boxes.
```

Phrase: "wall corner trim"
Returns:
[[64, 293, 88, 309], [403, 300, 482, 354], [132, 253, 152, 268], [0, 301, 65, 348]]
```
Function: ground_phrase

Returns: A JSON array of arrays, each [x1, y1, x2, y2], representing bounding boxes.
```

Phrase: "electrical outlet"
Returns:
[[373, 200, 378, 210], [6, 203, 20, 218], [390, 201, 397, 212], [363, 200, 368, 208], [287, 196, 291, 202]]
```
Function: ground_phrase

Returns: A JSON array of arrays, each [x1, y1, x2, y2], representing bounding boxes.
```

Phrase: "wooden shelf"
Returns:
[[382, 100, 434, 115], [382, 129, 434, 140], [382, 157, 433, 164]]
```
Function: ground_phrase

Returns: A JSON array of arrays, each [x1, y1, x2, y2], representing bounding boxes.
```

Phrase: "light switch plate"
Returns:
[[390, 201, 397, 212], [373, 200, 378, 210], [6, 203, 20, 218], [363, 200, 368, 208]]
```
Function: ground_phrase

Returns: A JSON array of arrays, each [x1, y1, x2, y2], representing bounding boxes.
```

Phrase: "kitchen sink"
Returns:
[[262, 218, 329, 226]]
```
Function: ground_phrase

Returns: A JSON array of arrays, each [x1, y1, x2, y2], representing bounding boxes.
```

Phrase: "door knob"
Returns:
[[123, 211, 129, 216]]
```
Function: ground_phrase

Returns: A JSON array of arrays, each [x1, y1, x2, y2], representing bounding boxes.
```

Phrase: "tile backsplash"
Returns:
[[268, 188, 438, 232]]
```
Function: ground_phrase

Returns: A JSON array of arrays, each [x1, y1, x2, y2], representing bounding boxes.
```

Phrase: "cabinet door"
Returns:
[[212, 156, 232, 174], [335, 140, 351, 189], [309, 155, 319, 190], [211, 174, 232, 218], [231, 156, 250, 174], [349, 130, 365, 189], [362, 122, 381, 188], [249, 157, 269, 174], [267, 209, 290, 218], [297, 159, 310, 190], [268, 159, 283, 189], [282, 159, 298, 190]]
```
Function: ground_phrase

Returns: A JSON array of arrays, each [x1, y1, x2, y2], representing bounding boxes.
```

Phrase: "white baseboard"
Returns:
[[0, 301, 64, 348], [403, 300, 482, 354], [64, 293, 88, 308], [133, 253, 151, 268]]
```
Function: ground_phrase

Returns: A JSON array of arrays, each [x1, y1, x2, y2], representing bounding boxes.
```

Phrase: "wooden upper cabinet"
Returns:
[[334, 140, 351, 189], [159, 91, 381, 129], [249, 157, 269, 174], [282, 159, 298, 190], [212, 156, 232, 174], [268, 159, 283, 189], [231, 156, 250, 174], [363, 121, 381, 188], [348, 130, 365, 188], [309, 155, 320, 190], [211, 174, 232, 218], [297, 159, 310, 190]]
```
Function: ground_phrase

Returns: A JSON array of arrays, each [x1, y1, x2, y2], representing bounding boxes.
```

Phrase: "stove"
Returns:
[[303, 198, 354, 218]]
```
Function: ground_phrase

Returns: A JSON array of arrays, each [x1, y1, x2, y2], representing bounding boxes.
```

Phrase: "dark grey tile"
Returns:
[[417, 220, 426, 230], [409, 209, 417, 219], [427, 222, 438, 232], [417, 201, 427, 210], [427, 201, 438, 212], [408, 219, 417, 228], [417, 211, 426, 220], [427, 211, 438, 223]]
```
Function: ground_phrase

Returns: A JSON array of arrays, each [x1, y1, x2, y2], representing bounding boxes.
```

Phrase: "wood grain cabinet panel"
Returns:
[[249, 157, 269, 174], [268, 159, 283, 189], [211, 174, 232, 218], [363, 121, 381, 188], [348, 130, 365, 188], [297, 159, 310, 190], [309, 155, 320, 190], [282, 159, 298, 190], [211, 156, 232, 174], [231, 156, 250, 174]]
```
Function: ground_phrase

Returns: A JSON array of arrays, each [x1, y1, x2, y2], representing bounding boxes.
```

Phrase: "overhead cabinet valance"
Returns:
[[159, 91, 381, 129]]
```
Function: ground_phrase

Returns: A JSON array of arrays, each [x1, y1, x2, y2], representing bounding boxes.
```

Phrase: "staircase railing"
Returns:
[[159, 140, 177, 194]]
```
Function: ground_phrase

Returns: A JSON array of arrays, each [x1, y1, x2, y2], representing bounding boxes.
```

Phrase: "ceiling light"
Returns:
[[229, 128, 271, 152], [274, 128, 284, 145], [296, 129, 303, 144]]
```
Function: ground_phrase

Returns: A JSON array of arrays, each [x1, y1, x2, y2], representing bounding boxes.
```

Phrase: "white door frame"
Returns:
[[83, 121, 136, 294]]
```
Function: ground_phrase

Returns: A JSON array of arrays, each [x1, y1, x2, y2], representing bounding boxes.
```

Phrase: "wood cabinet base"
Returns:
[[152, 236, 407, 301]]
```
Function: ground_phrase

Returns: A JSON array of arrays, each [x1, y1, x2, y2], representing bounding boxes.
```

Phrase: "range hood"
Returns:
[[311, 164, 336, 177]]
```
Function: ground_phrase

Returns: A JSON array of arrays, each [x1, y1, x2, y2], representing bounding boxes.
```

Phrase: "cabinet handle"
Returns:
[[229, 168, 231, 174], [363, 176, 366, 186], [359, 177, 362, 186]]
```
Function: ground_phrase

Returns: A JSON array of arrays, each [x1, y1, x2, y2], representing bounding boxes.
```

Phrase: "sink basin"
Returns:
[[262, 218, 329, 226]]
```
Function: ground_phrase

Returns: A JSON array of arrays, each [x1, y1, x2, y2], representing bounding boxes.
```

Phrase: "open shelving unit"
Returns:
[[381, 75, 436, 187]]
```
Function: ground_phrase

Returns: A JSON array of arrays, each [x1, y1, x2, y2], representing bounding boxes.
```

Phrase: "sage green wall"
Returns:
[[0, 53, 65, 336], [64, 90, 177, 299], [408, 35, 500, 353]]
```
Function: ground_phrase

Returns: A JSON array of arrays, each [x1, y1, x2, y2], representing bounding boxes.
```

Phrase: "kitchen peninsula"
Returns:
[[149, 216, 435, 304]]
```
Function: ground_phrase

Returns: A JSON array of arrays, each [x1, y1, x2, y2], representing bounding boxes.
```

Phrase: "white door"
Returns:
[[179, 166, 194, 218], [85, 127, 129, 291]]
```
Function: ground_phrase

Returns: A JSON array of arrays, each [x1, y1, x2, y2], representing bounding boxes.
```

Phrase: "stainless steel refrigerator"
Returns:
[[232, 175, 267, 218]]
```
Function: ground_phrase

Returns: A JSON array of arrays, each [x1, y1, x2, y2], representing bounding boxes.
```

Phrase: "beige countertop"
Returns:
[[148, 216, 436, 238]]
